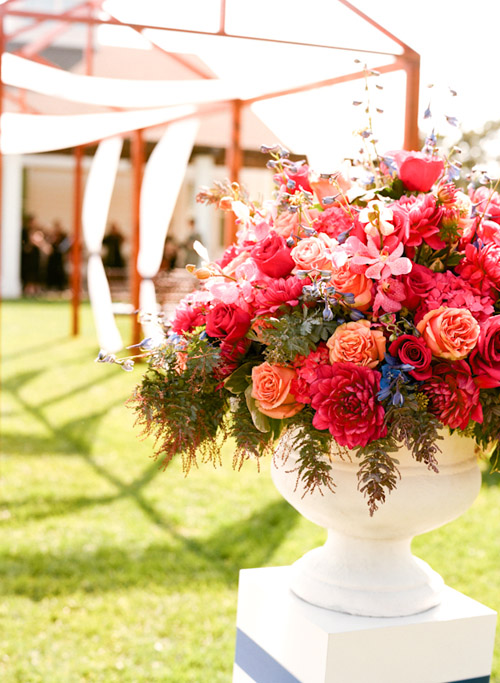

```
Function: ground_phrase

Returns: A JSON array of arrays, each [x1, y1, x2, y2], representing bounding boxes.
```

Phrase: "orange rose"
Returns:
[[251, 363, 304, 419], [327, 320, 386, 368], [416, 307, 480, 360], [329, 263, 373, 311]]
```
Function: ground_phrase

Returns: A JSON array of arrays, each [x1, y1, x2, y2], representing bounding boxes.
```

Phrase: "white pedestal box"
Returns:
[[233, 566, 497, 683]]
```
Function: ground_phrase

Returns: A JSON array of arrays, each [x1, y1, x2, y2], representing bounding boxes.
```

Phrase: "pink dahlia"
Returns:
[[396, 193, 444, 249], [457, 241, 500, 292], [253, 275, 308, 315], [422, 360, 483, 430], [470, 186, 500, 224], [310, 363, 387, 448]]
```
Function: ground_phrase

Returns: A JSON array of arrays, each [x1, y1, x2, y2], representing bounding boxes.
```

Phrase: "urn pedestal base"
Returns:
[[233, 566, 497, 683]]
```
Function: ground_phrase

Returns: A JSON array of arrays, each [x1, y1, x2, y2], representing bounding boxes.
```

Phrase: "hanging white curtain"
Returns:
[[82, 136, 124, 353], [137, 117, 200, 341]]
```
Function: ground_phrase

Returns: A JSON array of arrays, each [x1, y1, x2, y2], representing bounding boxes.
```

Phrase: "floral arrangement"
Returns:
[[99, 129, 500, 514]]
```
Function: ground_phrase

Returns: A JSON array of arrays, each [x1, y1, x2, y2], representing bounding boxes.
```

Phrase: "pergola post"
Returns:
[[71, 145, 83, 336], [131, 128, 144, 346], [402, 49, 420, 151], [224, 99, 242, 247]]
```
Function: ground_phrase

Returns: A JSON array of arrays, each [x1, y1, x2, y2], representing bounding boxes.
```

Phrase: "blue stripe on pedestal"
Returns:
[[235, 628, 301, 683], [235, 628, 491, 683]]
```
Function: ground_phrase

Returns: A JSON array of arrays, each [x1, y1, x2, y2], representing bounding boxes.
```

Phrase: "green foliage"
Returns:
[[377, 177, 406, 200], [286, 409, 336, 494], [130, 336, 228, 473], [355, 437, 400, 516], [261, 308, 337, 365]]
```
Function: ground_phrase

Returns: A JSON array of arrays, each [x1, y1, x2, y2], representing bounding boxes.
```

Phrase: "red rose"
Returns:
[[389, 150, 444, 192], [389, 334, 432, 380], [469, 316, 500, 388], [422, 360, 483, 430], [251, 231, 295, 278], [310, 362, 387, 449], [205, 303, 251, 343], [402, 263, 434, 310]]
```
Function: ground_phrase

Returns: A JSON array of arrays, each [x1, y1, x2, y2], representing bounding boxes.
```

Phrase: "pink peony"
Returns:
[[310, 363, 387, 448], [416, 307, 480, 360], [469, 316, 500, 388], [275, 162, 313, 195], [253, 275, 308, 315], [272, 207, 319, 240], [422, 361, 483, 430], [326, 319, 386, 368]]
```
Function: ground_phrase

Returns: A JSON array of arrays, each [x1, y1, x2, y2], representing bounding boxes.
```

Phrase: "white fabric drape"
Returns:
[[82, 137, 124, 353], [2, 53, 244, 109], [1, 106, 195, 155], [138, 117, 200, 341]]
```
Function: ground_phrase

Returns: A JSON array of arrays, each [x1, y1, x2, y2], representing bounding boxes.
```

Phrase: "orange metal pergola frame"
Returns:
[[0, 0, 420, 345]]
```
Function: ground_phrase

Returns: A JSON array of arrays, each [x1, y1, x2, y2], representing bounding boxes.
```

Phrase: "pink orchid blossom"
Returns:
[[346, 235, 412, 280]]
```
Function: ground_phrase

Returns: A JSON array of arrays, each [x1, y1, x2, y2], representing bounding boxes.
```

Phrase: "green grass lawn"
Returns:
[[1, 300, 499, 682]]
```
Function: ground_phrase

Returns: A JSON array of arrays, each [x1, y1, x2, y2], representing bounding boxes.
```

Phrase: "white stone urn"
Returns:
[[271, 431, 481, 618]]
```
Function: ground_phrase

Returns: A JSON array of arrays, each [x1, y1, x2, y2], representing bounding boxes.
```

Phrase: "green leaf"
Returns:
[[244, 385, 270, 433], [224, 362, 258, 394]]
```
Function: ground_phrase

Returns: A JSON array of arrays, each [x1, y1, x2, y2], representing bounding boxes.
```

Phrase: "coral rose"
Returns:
[[329, 263, 373, 310], [422, 361, 483, 430], [327, 319, 386, 368], [416, 307, 480, 360], [251, 363, 304, 419], [310, 363, 387, 448], [469, 316, 500, 388]]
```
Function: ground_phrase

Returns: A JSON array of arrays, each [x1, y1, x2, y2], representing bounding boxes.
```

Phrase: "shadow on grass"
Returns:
[[0, 499, 299, 600]]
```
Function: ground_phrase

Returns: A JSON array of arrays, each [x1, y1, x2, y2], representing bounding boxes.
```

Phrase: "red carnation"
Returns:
[[251, 231, 295, 278], [205, 303, 251, 342], [389, 334, 432, 380], [253, 275, 309, 315], [171, 301, 206, 334], [291, 344, 330, 405], [469, 315, 500, 388], [422, 361, 483, 430], [310, 363, 387, 448], [314, 205, 364, 241]]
